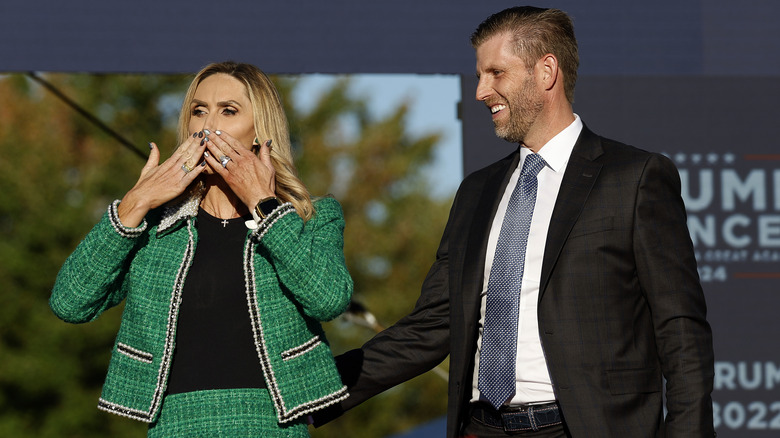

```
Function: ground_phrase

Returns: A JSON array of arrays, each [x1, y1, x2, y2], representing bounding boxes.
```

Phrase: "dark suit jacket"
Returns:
[[330, 126, 715, 437]]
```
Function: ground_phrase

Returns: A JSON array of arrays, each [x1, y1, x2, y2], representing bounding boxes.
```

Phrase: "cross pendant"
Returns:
[[221, 219, 229, 227]]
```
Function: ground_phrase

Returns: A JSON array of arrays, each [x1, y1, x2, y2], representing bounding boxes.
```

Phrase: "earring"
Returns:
[[251, 138, 260, 154]]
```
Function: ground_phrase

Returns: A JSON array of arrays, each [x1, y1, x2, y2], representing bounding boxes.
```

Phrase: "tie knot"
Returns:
[[521, 153, 546, 177]]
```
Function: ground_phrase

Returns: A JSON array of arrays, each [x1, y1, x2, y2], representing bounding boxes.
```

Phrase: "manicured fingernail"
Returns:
[[149, 142, 154, 149], [192, 132, 198, 138], [200, 139, 204, 146], [204, 137, 209, 142], [266, 139, 273, 147], [200, 160, 206, 167], [204, 129, 211, 135], [215, 130, 222, 135], [198, 131, 204, 138], [204, 151, 210, 158]]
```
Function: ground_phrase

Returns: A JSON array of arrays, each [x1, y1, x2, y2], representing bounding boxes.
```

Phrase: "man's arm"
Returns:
[[633, 153, 715, 436]]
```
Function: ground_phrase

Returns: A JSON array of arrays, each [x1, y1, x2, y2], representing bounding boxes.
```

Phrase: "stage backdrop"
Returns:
[[3, 1, 779, 436], [459, 6, 780, 438]]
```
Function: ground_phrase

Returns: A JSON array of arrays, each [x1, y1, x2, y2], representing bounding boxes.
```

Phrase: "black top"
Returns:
[[166, 208, 266, 394]]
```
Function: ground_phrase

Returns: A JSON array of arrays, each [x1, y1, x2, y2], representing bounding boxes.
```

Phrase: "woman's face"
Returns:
[[188, 73, 256, 152]]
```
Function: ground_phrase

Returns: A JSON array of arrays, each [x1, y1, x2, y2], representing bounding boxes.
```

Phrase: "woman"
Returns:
[[50, 61, 353, 436]]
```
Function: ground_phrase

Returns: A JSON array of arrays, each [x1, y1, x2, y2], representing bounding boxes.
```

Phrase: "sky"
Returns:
[[292, 74, 463, 199]]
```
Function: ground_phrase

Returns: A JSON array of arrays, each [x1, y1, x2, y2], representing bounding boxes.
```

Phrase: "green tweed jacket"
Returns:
[[50, 195, 353, 424]]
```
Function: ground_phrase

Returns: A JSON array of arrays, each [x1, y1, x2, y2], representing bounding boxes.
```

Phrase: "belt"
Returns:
[[469, 401, 562, 432]]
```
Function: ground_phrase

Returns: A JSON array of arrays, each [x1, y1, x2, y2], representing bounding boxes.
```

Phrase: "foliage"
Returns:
[[0, 72, 453, 437], [0, 73, 188, 437]]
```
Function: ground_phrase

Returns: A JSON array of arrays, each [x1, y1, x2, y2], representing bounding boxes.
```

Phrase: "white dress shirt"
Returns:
[[471, 115, 583, 406]]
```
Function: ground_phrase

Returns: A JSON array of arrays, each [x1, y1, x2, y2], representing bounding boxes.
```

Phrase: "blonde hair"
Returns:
[[177, 61, 314, 221]]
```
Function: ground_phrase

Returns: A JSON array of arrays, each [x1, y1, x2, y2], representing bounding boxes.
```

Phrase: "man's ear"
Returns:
[[539, 53, 559, 92]]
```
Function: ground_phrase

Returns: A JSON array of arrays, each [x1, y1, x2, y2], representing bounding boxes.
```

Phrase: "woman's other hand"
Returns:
[[204, 130, 276, 210]]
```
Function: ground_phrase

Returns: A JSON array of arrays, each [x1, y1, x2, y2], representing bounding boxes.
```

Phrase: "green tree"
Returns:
[[0, 72, 187, 437], [0, 72, 453, 437]]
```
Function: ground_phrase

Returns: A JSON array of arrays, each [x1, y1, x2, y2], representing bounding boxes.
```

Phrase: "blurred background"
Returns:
[[2, 1, 779, 437]]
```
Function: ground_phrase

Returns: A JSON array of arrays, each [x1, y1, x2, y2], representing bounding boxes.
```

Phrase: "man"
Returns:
[[320, 6, 715, 437]]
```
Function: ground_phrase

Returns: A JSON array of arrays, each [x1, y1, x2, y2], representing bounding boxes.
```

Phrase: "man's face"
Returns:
[[475, 33, 543, 144]]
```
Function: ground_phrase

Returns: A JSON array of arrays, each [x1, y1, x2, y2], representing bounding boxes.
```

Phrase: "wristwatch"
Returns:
[[254, 196, 280, 219]]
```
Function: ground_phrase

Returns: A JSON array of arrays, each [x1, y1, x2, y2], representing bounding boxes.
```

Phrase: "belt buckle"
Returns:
[[502, 404, 530, 414]]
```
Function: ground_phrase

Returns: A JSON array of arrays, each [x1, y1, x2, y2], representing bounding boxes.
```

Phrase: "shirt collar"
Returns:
[[522, 113, 582, 173]]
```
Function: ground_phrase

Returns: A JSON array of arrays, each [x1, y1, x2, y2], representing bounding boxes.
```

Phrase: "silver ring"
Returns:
[[220, 155, 232, 168], [181, 163, 193, 174]]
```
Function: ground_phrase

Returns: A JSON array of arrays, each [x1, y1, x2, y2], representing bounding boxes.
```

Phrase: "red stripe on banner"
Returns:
[[733, 272, 780, 279]]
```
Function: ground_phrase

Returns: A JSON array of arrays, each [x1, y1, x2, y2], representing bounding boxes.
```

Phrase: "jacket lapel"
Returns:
[[157, 185, 205, 234], [460, 150, 521, 332], [539, 127, 603, 300]]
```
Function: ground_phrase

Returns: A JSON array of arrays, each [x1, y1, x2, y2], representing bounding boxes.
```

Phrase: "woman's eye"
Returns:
[[192, 108, 206, 116], [222, 108, 237, 116]]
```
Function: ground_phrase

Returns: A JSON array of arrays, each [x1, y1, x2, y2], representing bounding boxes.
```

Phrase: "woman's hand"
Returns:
[[117, 135, 207, 227], [204, 130, 275, 210]]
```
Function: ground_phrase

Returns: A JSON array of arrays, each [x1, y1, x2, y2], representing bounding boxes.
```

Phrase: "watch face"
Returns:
[[259, 198, 280, 216]]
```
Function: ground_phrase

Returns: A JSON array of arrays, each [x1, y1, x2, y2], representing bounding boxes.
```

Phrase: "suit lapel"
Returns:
[[455, 128, 606, 316], [452, 150, 519, 419], [460, 150, 521, 332], [539, 127, 604, 300]]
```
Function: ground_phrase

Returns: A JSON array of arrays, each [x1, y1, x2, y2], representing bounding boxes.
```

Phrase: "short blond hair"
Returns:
[[471, 7, 579, 103]]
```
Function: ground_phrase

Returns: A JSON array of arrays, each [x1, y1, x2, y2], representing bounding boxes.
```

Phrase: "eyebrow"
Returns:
[[191, 99, 243, 107]]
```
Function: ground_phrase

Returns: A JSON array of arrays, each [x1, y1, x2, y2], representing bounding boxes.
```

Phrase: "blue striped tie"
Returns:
[[478, 153, 547, 409]]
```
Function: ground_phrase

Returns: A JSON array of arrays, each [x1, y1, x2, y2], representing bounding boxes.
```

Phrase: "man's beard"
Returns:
[[494, 76, 543, 144]]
